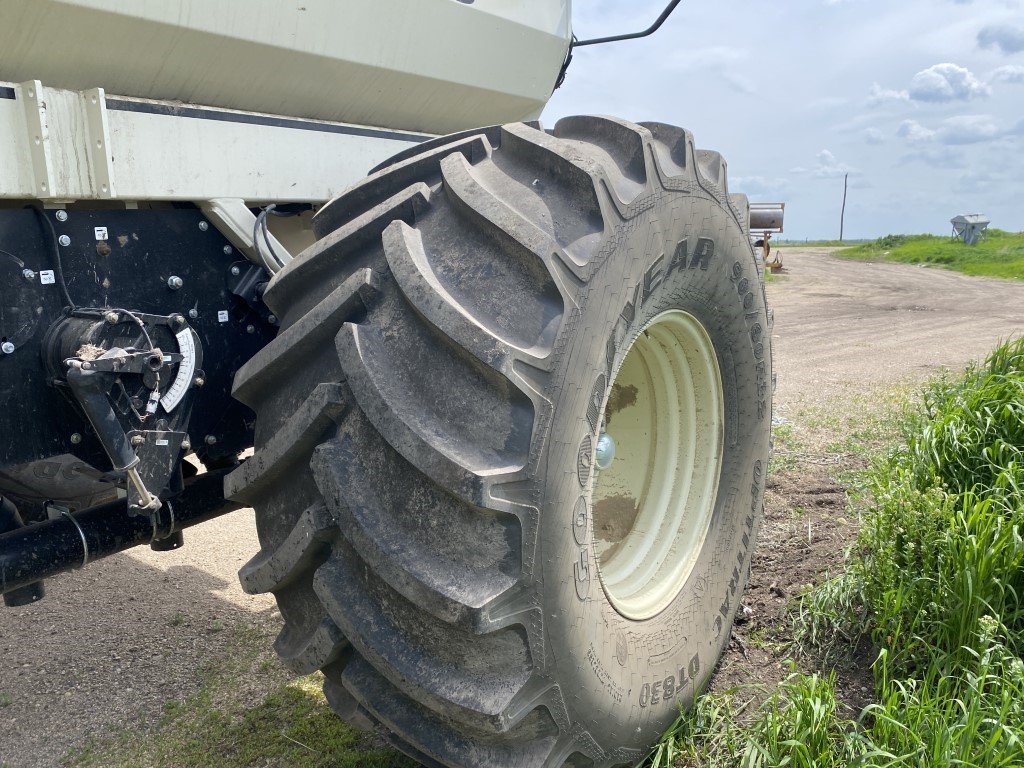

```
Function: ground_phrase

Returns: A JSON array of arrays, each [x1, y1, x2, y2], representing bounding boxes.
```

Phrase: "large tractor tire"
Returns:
[[226, 117, 772, 767]]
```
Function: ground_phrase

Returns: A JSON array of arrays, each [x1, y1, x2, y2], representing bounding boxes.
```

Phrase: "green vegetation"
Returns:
[[66, 621, 412, 768], [648, 336, 1024, 767], [658, 671, 867, 768], [839, 229, 1024, 280]]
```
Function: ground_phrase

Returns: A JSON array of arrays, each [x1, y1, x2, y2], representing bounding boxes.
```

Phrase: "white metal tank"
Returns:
[[0, 0, 571, 134]]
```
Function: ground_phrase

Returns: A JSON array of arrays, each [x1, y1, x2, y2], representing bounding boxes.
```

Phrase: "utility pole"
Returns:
[[839, 173, 848, 242]]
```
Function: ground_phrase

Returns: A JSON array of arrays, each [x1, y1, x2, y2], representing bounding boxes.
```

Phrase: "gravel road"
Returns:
[[2, 248, 1024, 767]]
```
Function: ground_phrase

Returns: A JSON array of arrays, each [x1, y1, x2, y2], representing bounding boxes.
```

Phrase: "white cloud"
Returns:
[[978, 23, 1024, 54], [900, 145, 968, 169], [864, 127, 885, 144], [989, 64, 1024, 83], [811, 149, 858, 178], [897, 114, 1012, 146], [940, 114, 1002, 144], [907, 63, 990, 102], [867, 82, 910, 105], [897, 119, 937, 142]]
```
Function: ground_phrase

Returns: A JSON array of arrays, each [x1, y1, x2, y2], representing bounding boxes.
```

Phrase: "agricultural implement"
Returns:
[[0, 2, 772, 765], [750, 202, 786, 272]]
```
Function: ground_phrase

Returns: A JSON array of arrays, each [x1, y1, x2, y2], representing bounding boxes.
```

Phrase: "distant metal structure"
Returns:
[[750, 202, 786, 272], [950, 214, 989, 246]]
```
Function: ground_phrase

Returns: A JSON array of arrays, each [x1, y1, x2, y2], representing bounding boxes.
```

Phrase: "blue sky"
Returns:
[[543, 0, 1024, 240]]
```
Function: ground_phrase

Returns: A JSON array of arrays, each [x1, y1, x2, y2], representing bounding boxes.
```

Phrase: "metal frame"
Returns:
[[749, 202, 785, 272], [1, 79, 432, 267]]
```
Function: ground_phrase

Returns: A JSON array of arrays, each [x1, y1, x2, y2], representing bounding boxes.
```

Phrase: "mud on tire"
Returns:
[[226, 117, 772, 767]]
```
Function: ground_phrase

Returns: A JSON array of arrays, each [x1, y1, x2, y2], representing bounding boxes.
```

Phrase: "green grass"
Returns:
[[65, 621, 413, 768], [651, 671, 867, 768], [837, 229, 1024, 280], [648, 336, 1024, 768]]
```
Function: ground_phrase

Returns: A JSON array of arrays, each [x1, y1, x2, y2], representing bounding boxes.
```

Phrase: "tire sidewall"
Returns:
[[538, 190, 770, 751]]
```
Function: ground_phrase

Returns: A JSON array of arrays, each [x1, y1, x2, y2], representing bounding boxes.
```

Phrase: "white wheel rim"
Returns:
[[592, 310, 724, 621]]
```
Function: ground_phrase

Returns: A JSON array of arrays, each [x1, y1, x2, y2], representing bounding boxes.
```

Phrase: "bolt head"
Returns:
[[193, 377, 205, 387], [55, 210, 68, 222], [204, 434, 217, 445], [230, 265, 241, 276], [188, 308, 199, 319], [58, 234, 71, 247], [223, 244, 233, 255], [1, 341, 15, 354], [246, 324, 256, 334], [23, 268, 36, 280], [105, 311, 119, 324], [181, 439, 191, 452], [173, 314, 186, 325], [130, 435, 145, 447], [198, 220, 209, 232], [70, 433, 82, 444], [267, 314, 278, 325], [167, 275, 184, 290]]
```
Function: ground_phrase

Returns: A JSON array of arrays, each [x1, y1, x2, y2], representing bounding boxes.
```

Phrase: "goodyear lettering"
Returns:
[[730, 260, 768, 421], [690, 238, 715, 270], [577, 434, 593, 489], [575, 548, 590, 600], [575, 429, 594, 601], [606, 239, 716, 385], [620, 281, 643, 325], [644, 254, 665, 296], [573, 496, 589, 546], [587, 374, 606, 433], [665, 240, 688, 279]]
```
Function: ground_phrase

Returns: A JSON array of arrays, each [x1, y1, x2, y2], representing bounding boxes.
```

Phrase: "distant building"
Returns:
[[950, 214, 989, 246]]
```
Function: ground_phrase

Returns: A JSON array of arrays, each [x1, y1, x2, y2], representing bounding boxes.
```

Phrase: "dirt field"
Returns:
[[3, 248, 1024, 767]]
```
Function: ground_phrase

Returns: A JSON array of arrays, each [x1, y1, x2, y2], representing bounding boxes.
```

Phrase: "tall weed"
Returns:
[[757, 336, 1024, 768]]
